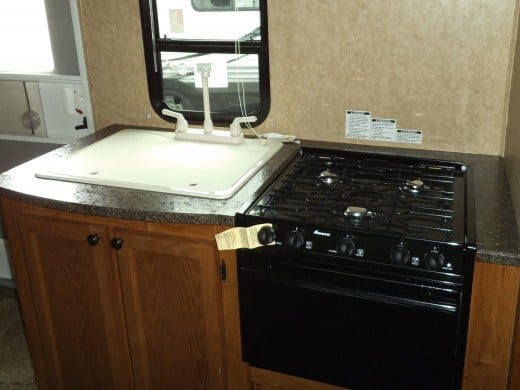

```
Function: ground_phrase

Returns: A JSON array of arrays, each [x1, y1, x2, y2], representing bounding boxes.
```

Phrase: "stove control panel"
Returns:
[[252, 221, 465, 276]]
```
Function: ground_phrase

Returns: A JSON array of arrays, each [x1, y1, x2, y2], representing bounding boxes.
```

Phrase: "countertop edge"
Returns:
[[476, 249, 520, 267]]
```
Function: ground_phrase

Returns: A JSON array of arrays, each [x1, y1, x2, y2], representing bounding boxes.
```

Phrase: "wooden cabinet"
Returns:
[[15, 212, 133, 390], [115, 227, 227, 389], [1, 198, 232, 390], [509, 292, 520, 389], [463, 261, 520, 390]]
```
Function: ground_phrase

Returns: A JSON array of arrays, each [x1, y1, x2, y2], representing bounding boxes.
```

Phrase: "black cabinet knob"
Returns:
[[111, 237, 124, 250], [86, 234, 101, 246]]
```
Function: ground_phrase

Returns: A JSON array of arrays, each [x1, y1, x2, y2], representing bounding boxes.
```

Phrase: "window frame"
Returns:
[[139, 0, 270, 127]]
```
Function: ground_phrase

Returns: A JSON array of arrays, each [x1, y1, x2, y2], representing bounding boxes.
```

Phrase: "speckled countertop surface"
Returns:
[[0, 125, 518, 267]]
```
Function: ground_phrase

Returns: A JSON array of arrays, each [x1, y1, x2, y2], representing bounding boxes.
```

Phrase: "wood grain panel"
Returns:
[[463, 261, 520, 390], [508, 286, 520, 389], [251, 367, 348, 390], [217, 241, 252, 390], [116, 228, 227, 389], [16, 213, 133, 390]]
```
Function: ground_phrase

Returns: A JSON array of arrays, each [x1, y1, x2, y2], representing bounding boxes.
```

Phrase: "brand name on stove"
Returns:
[[313, 229, 331, 237]]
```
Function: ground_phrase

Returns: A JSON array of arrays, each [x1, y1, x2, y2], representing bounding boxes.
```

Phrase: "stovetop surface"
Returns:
[[245, 147, 467, 244]]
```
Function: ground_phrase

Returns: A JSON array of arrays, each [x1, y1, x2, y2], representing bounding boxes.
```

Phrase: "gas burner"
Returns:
[[404, 179, 427, 194], [343, 206, 374, 219], [318, 170, 339, 185], [334, 204, 379, 228]]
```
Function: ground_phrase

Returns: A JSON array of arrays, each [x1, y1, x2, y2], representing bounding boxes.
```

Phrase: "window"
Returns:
[[0, 0, 53, 73], [139, 0, 270, 127], [0, 0, 89, 141], [0, 0, 79, 76]]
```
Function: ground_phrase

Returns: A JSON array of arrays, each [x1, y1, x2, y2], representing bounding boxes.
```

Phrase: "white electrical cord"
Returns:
[[232, 3, 294, 143], [234, 3, 261, 138]]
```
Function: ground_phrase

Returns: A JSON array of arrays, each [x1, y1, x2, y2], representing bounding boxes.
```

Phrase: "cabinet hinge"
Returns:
[[219, 260, 226, 282]]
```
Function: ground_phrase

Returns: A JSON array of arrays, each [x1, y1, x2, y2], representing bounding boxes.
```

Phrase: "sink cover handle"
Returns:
[[162, 109, 188, 132]]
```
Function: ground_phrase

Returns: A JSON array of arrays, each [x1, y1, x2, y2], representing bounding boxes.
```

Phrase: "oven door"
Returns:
[[237, 250, 466, 390]]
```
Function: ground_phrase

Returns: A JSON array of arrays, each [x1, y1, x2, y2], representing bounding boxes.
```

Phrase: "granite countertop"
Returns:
[[0, 125, 518, 267]]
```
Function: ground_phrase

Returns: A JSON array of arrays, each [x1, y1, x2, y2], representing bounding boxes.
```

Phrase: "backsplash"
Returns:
[[78, 0, 518, 156], [505, 8, 520, 231]]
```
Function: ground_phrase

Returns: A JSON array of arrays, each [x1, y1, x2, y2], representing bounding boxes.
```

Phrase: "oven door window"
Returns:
[[238, 254, 463, 390]]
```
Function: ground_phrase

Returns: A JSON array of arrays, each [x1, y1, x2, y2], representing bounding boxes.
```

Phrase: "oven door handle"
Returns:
[[240, 268, 459, 314], [308, 283, 458, 313]]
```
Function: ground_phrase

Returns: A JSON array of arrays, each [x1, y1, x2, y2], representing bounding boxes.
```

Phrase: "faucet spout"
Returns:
[[197, 63, 214, 134]]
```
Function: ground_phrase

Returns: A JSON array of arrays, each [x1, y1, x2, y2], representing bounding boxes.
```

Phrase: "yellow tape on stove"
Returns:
[[215, 223, 274, 250]]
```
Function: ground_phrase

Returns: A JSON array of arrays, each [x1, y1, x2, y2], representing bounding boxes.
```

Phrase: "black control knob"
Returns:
[[285, 230, 305, 249], [111, 237, 125, 250], [86, 233, 101, 246], [257, 226, 276, 245], [424, 250, 445, 270], [390, 243, 411, 265], [337, 237, 356, 257]]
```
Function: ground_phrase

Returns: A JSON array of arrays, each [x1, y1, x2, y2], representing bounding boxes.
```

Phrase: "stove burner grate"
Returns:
[[247, 150, 465, 242]]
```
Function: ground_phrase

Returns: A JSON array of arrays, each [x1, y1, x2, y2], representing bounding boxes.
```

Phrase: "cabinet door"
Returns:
[[463, 261, 520, 390], [17, 214, 133, 390], [115, 227, 227, 390]]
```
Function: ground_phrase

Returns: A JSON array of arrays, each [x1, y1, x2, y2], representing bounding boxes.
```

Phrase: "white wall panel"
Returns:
[[0, 80, 47, 137]]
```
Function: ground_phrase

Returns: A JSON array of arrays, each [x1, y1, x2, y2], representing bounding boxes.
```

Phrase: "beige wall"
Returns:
[[505, 5, 520, 229], [78, 0, 518, 156]]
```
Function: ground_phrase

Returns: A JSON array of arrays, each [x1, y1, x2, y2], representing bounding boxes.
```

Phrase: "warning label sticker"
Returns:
[[345, 109, 422, 144], [345, 110, 371, 139], [396, 129, 422, 144], [370, 118, 396, 141]]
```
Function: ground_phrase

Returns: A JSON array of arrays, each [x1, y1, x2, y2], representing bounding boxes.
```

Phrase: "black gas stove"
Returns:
[[235, 145, 477, 389], [237, 146, 476, 279]]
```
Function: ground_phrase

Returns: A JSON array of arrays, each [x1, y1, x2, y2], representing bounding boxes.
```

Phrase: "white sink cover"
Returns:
[[35, 129, 284, 199]]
